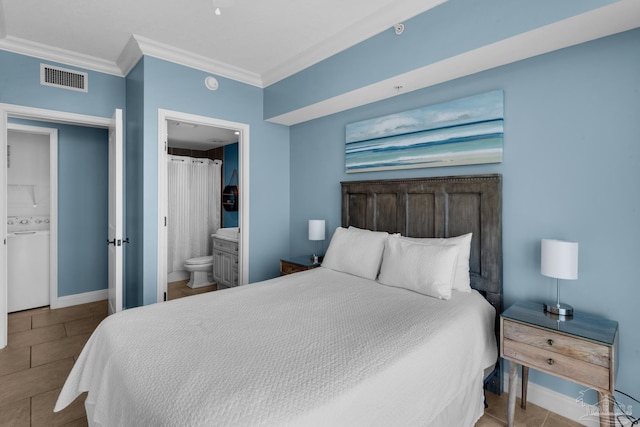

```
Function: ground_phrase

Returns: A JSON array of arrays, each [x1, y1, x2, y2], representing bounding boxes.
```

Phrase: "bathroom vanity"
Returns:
[[212, 229, 239, 289]]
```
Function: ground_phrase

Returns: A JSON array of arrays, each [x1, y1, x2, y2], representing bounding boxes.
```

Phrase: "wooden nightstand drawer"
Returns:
[[503, 321, 610, 368], [280, 256, 321, 275], [503, 336, 610, 390], [280, 261, 302, 275], [500, 302, 618, 427]]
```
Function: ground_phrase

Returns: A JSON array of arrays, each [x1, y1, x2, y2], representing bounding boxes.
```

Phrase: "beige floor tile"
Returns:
[[31, 334, 91, 367], [59, 418, 88, 427], [0, 346, 30, 376], [86, 300, 108, 316], [168, 280, 189, 290], [8, 315, 31, 334], [8, 324, 67, 349], [0, 397, 30, 427], [8, 306, 50, 319], [484, 392, 550, 427], [544, 413, 585, 427], [180, 283, 217, 296], [32, 306, 94, 329], [31, 388, 87, 427], [64, 315, 106, 337], [476, 414, 507, 426], [168, 287, 187, 300], [0, 358, 74, 407]]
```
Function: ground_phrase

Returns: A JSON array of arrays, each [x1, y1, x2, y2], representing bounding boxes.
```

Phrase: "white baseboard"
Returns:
[[503, 376, 602, 427], [53, 289, 107, 309]]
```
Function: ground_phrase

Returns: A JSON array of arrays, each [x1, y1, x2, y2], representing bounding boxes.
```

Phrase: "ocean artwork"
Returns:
[[345, 90, 504, 172]]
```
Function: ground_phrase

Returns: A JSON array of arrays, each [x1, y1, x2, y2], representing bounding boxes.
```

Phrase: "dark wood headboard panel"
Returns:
[[341, 174, 502, 311], [341, 174, 503, 393]]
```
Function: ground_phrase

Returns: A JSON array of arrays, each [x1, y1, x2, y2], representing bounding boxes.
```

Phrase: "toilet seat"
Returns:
[[185, 256, 213, 266]]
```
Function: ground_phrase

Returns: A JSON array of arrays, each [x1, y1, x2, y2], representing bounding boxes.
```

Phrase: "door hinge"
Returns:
[[164, 216, 167, 227], [164, 141, 167, 153], [164, 292, 167, 302]]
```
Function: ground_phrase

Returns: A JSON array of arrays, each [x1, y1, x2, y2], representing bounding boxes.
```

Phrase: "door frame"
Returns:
[[6, 123, 58, 313], [157, 109, 250, 303], [0, 103, 112, 349]]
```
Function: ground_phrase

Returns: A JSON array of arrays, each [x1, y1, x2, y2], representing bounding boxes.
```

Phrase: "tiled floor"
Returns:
[[167, 279, 217, 300], [477, 392, 584, 426], [0, 300, 107, 427], [1, 283, 582, 427]]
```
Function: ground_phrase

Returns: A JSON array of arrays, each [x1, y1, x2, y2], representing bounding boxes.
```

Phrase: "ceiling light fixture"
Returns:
[[212, 0, 234, 16]]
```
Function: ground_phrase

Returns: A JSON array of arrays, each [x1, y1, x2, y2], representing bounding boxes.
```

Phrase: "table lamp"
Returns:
[[541, 239, 579, 317], [308, 220, 325, 264]]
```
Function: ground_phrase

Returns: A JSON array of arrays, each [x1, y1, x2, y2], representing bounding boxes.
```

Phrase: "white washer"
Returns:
[[7, 230, 50, 312]]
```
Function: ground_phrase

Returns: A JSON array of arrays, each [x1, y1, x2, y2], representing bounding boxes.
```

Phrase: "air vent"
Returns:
[[40, 64, 88, 92]]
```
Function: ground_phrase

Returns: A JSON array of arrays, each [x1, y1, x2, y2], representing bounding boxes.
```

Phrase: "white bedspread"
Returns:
[[55, 267, 497, 426]]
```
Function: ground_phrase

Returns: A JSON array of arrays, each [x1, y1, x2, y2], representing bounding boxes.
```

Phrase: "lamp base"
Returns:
[[544, 302, 573, 317]]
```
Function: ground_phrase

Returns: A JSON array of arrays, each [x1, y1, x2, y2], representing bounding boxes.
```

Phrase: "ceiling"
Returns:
[[0, 0, 443, 86], [167, 120, 238, 150]]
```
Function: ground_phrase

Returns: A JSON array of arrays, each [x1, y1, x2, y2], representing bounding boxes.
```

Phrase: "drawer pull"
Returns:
[[547, 339, 554, 346], [547, 358, 555, 366]]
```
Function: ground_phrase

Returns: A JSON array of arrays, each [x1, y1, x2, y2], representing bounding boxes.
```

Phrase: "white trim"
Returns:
[[502, 374, 600, 427], [0, 103, 112, 349], [40, 63, 89, 93], [6, 123, 59, 310], [0, 108, 7, 348], [157, 109, 250, 305], [267, 0, 640, 126], [56, 289, 108, 309], [131, 35, 263, 87]]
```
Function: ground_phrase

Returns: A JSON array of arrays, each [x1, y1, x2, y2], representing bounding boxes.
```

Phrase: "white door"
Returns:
[[108, 109, 123, 315]]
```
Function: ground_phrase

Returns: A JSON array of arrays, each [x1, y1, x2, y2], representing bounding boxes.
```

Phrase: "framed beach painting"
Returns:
[[345, 90, 504, 173]]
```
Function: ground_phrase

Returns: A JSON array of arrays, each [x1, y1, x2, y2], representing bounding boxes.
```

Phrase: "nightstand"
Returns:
[[500, 301, 618, 427], [279, 256, 321, 275]]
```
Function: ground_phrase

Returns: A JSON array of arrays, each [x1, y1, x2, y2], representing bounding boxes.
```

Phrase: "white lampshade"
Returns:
[[541, 239, 578, 280], [308, 220, 325, 241]]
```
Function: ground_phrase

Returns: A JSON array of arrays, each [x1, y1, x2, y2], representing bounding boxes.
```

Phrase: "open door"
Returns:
[[108, 109, 123, 315]]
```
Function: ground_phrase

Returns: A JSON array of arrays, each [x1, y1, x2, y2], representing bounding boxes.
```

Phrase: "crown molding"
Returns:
[[0, 35, 123, 76], [261, 0, 446, 87], [116, 35, 144, 77], [266, 0, 640, 125], [130, 35, 263, 87]]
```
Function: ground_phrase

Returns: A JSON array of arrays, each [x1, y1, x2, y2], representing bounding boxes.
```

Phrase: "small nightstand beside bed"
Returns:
[[55, 174, 503, 427]]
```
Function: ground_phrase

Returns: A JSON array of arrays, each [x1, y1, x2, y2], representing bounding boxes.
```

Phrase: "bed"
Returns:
[[55, 173, 502, 427]]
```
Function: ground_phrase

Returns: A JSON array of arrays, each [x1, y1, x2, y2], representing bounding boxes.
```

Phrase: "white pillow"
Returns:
[[378, 236, 459, 300], [321, 226, 388, 280], [400, 233, 472, 292]]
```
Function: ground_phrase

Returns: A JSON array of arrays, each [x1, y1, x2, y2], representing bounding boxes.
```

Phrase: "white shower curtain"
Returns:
[[167, 155, 222, 273]]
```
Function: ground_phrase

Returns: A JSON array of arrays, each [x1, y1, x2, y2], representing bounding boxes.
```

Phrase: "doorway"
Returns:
[[6, 124, 57, 313], [0, 103, 121, 349], [157, 109, 250, 304]]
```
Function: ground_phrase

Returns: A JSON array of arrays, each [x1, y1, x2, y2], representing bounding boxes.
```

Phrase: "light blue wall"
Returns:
[[264, 0, 617, 119], [57, 124, 109, 296], [223, 142, 239, 228], [289, 29, 640, 408], [0, 51, 123, 299], [125, 59, 144, 308], [134, 56, 290, 304], [9, 118, 108, 297], [0, 50, 125, 117]]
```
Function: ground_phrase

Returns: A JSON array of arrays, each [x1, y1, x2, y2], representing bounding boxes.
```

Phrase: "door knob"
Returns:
[[106, 239, 116, 246]]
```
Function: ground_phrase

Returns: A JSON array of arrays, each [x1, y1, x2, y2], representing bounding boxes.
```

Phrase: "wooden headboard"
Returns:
[[341, 174, 503, 392]]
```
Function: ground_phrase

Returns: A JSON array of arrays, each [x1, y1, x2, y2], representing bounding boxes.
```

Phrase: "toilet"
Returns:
[[184, 256, 213, 288]]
